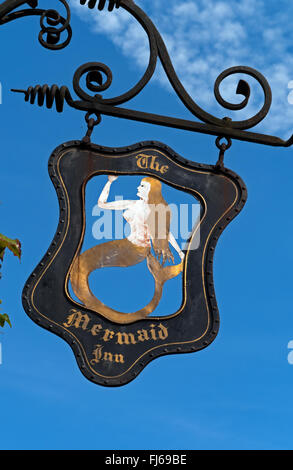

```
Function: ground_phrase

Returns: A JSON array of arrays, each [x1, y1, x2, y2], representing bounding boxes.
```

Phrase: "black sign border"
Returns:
[[22, 140, 247, 386]]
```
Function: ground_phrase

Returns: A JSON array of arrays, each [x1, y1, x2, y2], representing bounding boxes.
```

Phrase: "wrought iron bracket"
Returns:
[[11, 0, 293, 148]]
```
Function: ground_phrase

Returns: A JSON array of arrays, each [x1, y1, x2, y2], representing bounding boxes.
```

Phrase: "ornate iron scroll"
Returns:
[[0, 0, 72, 49], [12, 0, 293, 147]]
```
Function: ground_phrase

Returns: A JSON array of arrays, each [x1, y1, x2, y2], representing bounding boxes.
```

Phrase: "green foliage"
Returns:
[[0, 233, 21, 328], [0, 233, 21, 262], [0, 310, 12, 328]]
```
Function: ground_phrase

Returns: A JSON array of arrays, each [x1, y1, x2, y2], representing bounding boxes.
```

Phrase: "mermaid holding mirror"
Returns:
[[70, 175, 185, 324]]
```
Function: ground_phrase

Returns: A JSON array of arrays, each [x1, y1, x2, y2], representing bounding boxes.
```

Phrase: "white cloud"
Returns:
[[70, 0, 293, 139]]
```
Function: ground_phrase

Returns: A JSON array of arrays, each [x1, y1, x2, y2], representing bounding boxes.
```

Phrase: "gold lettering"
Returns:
[[90, 323, 103, 336], [91, 346, 125, 365], [150, 155, 160, 172], [157, 323, 168, 340], [136, 155, 150, 169], [160, 165, 169, 174], [63, 310, 90, 330], [103, 329, 115, 342], [64, 311, 169, 350], [91, 344, 103, 365], [114, 354, 125, 364], [137, 329, 150, 342], [116, 332, 137, 345], [149, 324, 157, 341], [103, 352, 113, 362], [135, 153, 169, 174]]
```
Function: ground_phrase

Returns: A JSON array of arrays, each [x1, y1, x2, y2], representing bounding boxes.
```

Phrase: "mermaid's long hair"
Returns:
[[142, 177, 173, 265]]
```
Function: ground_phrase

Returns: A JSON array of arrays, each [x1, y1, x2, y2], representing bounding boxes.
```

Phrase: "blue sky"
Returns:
[[1, 0, 293, 450]]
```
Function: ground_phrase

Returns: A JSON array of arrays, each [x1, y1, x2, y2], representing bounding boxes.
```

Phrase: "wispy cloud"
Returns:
[[70, 0, 293, 138]]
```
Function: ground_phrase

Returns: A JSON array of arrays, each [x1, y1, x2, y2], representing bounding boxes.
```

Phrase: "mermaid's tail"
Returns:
[[147, 253, 183, 284], [70, 239, 183, 324]]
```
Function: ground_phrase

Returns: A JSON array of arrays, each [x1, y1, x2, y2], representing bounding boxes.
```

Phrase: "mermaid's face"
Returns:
[[137, 180, 151, 201]]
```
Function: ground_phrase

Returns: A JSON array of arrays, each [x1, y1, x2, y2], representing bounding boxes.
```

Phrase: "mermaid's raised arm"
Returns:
[[98, 176, 134, 210]]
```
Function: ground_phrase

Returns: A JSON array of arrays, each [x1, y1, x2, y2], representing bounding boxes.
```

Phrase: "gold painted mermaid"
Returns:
[[70, 175, 185, 324]]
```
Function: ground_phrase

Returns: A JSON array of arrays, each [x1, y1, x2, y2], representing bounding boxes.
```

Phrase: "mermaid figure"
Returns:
[[70, 175, 185, 324]]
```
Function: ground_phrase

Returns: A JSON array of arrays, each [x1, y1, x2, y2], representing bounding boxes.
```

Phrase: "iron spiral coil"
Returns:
[[13, 84, 73, 113], [79, 0, 121, 11]]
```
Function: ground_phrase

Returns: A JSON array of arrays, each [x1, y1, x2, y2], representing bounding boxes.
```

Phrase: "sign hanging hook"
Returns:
[[215, 136, 232, 170], [82, 112, 101, 144]]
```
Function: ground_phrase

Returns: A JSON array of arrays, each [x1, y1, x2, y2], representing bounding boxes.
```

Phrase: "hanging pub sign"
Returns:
[[22, 140, 246, 386], [15, 0, 292, 386]]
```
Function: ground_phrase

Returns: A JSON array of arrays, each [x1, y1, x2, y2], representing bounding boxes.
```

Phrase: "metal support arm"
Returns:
[[8, 0, 293, 148]]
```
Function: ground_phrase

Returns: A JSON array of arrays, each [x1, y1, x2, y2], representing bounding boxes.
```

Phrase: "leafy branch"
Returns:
[[0, 233, 21, 328]]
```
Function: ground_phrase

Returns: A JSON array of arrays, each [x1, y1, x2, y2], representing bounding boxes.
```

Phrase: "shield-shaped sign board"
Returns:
[[22, 140, 247, 386]]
